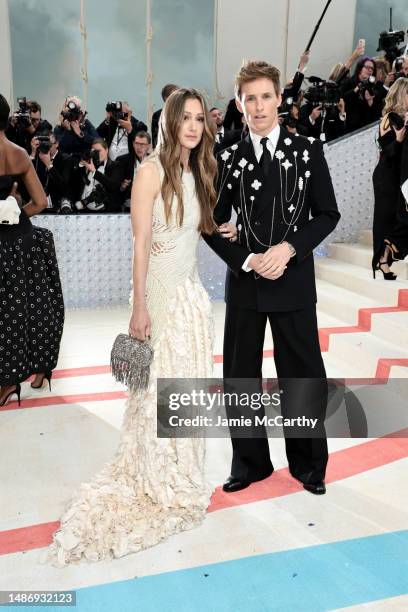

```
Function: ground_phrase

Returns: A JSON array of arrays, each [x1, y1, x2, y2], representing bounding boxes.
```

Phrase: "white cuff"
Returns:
[[242, 254, 254, 272]]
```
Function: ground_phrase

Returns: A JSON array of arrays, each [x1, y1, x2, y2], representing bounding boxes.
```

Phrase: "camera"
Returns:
[[378, 29, 406, 64], [80, 149, 101, 167], [14, 97, 31, 129], [36, 134, 52, 154], [106, 101, 128, 121], [278, 97, 297, 129], [304, 78, 341, 107], [61, 100, 82, 122], [357, 76, 377, 99]]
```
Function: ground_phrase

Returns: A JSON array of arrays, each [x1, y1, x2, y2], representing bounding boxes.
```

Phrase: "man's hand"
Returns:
[[83, 160, 96, 173], [247, 253, 264, 273], [39, 151, 52, 168], [337, 98, 346, 115], [257, 243, 292, 280], [121, 178, 132, 191], [298, 50, 310, 73], [364, 89, 375, 106], [70, 120, 82, 136], [310, 106, 322, 122], [30, 137, 40, 157], [118, 117, 132, 133]]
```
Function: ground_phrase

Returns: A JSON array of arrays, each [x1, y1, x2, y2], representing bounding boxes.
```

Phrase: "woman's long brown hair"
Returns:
[[157, 88, 217, 234]]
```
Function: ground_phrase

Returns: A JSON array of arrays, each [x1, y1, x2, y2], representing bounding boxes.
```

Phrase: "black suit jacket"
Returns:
[[151, 108, 162, 148], [203, 126, 340, 312], [214, 129, 242, 155], [75, 159, 123, 212]]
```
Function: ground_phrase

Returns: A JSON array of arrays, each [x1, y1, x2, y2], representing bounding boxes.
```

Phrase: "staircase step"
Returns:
[[315, 258, 408, 303], [359, 229, 373, 246], [328, 243, 408, 279], [316, 279, 382, 325]]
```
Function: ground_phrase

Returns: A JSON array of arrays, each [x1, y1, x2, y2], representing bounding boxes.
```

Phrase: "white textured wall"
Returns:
[[215, 0, 357, 103], [0, 0, 13, 104]]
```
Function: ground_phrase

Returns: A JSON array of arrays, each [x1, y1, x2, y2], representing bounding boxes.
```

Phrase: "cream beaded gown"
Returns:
[[48, 155, 214, 566]]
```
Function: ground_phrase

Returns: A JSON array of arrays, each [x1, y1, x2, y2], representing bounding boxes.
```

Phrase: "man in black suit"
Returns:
[[210, 106, 242, 154], [151, 84, 179, 148], [204, 60, 340, 495]]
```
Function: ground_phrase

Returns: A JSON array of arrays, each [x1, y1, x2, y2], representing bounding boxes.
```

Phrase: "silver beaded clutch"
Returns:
[[111, 333, 154, 391]]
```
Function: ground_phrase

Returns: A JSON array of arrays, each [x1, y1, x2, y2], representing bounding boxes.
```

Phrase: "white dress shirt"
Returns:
[[109, 126, 129, 161]]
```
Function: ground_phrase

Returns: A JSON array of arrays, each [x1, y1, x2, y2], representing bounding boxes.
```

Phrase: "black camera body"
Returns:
[[278, 97, 297, 129], [304, 78, 341, 108], [14, 97, 31, 129], [358, 76, 377, 99], [106, 101, 128, 121], [80, 149, 101, 167], [36, 134, 52, 154], [62, 100, 82, 123], [378, 29, 406, 63]]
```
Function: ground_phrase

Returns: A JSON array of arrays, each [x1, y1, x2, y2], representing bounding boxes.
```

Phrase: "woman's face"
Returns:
[[178, 97, 205, 150], [360, 61, 375, 81]]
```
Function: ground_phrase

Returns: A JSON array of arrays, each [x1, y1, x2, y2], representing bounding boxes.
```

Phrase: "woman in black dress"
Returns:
[[0, 94, 64, 406], [372, 78, 408, 279]]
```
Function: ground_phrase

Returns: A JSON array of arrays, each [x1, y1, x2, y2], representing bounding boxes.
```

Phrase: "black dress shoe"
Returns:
[[303, 481, 326, 495], [222, 467, 274, 493], [222, 476, 250, 493]]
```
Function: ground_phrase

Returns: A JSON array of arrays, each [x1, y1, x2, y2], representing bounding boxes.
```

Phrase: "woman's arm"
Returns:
[[128, 162, 160, 340], [21, 155, 48, 216]]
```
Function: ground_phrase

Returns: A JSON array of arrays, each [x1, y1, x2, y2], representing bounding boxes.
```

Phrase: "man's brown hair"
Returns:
[[235, 60, 281, 100]]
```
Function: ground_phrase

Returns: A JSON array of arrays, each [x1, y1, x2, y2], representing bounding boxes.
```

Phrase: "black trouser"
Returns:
[[223, 303, 328, 485]]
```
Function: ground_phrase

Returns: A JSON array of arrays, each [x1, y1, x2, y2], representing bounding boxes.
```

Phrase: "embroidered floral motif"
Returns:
[[227, 184, 232, 190], [221, 150, 231, 161], [293, 151, 298, 157], [302, 150, 310, 164], [227, 164, 231, 169], [275, 150, 285, 160], [288, 204, 295, 213], [282, 159, 293, 171], [294, 226, 298, 231], [231, 144, 238, 150], [233, 170, 240, 178], [248, 164, 254, 171], [251, 180, 262, 191], [250, 196, 255, 201], [298, 177, 304, 191], [238, 158, 248, 168], [307, 137, 316, 144], [284, 138, 292, 146], [305, 170, 311, 178], [237, 207, 241, 214]]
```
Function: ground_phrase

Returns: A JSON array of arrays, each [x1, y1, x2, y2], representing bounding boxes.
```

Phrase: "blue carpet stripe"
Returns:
[[13, 530, 408, 612]]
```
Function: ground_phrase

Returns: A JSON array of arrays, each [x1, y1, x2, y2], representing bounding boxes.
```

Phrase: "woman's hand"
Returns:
[[129, 305, 151, 341], [218, 222, 237, 242], [9, 182, 22, 208], [393, 123, 407, 143]]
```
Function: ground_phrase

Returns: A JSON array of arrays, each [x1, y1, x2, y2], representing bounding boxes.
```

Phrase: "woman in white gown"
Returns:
[[48, 88, 236, 566]]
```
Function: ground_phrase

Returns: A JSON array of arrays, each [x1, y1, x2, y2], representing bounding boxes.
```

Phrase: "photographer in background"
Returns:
[[6, 99, 52, 152], [383, 56, 408, 90], [73, 138, 122, 213], [151, 84, 178, 148], [117, 130, 151, 211], [210, 107, 242, 154], [28, 131, 74, 214], [340, 57, 384, 133], [54, 96, 98, 156], [97, 101, 147, 161], [298, 89, 347, 142]]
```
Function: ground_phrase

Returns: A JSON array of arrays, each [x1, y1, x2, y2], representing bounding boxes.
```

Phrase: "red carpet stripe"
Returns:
[[1, 430, 407, 556]]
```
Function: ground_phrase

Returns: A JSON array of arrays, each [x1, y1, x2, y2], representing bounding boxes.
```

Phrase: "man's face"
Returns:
[[133, 136, 150, 159], [402, 59, 408, 77], [359, 61, 375, 81], [122, 103, 132, 119], [92, 143, 108, 163], [30, 110, 41, 129], [210, 108, 224, 128], [236, 78, 282, 136]]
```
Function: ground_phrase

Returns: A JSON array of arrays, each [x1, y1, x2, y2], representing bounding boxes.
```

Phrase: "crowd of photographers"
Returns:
[[5, 33, 408, 215]]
